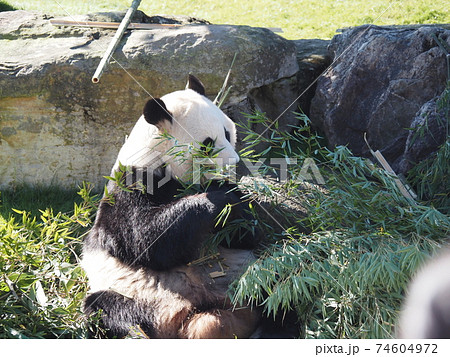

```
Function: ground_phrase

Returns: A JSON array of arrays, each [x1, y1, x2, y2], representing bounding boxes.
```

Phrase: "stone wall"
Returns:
[[1, 10, 447, 189], [1, 10, 327, 189]]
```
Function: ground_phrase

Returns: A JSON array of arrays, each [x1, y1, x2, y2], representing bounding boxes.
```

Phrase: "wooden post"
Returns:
[[92, 0, 142, 83]]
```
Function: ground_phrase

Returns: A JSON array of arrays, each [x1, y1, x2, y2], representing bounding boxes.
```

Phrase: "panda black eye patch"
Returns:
[[201, 137, 215, 152], [224, 129, 231, 143]]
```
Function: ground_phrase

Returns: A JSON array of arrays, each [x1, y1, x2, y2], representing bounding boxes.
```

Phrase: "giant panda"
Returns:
[[397, 248, 450, 338], [81, 75, 267, 338]]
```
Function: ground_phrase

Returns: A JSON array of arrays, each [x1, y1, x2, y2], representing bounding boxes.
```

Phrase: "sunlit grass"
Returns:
[[0, 184, 98, 338], [5, 0, 449, 39]]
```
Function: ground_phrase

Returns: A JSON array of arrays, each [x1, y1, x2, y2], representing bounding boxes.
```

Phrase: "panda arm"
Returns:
[[206, 181, 261, 250], [95, 187, 243, 271]]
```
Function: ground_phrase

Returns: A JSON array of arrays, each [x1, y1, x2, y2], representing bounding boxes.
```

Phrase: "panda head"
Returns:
[[113, 75, 239, 182]]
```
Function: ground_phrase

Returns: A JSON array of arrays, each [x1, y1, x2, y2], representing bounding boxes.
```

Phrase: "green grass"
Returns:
[[5, 0, 450, 39], [0, 186, 82, 221], [0, 184, 99, 338]]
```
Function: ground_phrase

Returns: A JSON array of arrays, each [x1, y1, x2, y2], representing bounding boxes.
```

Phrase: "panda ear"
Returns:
[[187, 74, 206, 96], [143, 98, 172, 127]]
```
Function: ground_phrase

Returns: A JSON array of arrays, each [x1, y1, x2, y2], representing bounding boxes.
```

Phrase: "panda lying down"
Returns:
[[81, 75, 296, 338]]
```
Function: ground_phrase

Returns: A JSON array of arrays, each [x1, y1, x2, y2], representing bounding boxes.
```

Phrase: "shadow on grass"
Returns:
[[0, 1, 16, 12], [0, 185, 83, 220]]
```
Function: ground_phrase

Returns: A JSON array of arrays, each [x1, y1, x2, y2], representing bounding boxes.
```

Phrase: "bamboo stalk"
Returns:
[[187, 253, 220, 266], [50, 19, 182, 30], [91, 0, 142, 83], [363, 133, 417, 203]]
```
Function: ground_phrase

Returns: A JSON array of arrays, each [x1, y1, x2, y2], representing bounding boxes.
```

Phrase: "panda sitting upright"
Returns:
[[81, 75, 263, 338]]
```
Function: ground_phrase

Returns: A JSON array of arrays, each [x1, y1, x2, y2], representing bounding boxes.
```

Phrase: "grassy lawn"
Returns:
[[0, 186, 82, 220], [4, 0, 449, 39]]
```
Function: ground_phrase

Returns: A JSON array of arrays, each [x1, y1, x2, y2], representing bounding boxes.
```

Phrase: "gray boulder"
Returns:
[[225, 38, 331, 154], [397, 91, 448, 174], [310, 25, 449, 171], [0, 10, 299, 189]]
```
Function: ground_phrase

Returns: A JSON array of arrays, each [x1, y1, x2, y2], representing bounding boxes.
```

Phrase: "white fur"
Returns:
[[397, 249, 450, 338], [82, 249, 195, 336], [112, 89, 239, 181], [82, 247, 255, 336], [82, 247, 254, 301]]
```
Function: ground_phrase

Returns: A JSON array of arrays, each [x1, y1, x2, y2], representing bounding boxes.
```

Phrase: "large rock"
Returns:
[[310, 25, 449, 171], [0, 10, 299, 189], [397, 90, 448, 174], [224, 38, 331, 155]]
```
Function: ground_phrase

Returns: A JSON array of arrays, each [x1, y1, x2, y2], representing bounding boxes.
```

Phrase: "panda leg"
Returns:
[[179, 307, 260, 339], [84, 290, 156, 339]]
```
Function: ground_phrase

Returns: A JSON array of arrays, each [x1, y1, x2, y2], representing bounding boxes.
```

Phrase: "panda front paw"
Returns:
[[228, 204, 262, 250], [223, 225, 261, 249], [205, 189, 243, 214], [205, 189, 261, 250]]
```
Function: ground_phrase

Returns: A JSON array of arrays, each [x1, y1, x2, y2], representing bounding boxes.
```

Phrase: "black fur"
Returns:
[[85, 290, 156, 339], [426, 286, 450, 338], [84, 167, 256, 271], [187, 74, 206, 96], [143, 98, 172, 127], [255, 310, 301, 339]]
